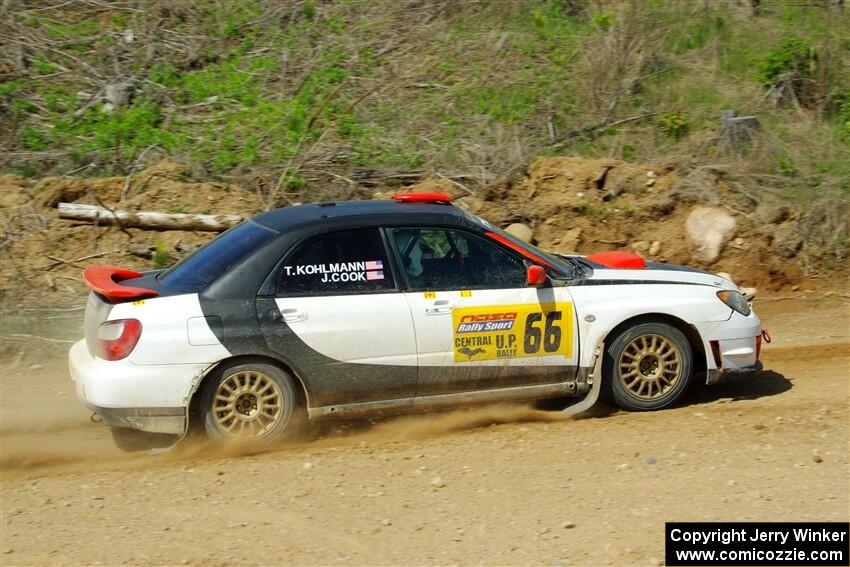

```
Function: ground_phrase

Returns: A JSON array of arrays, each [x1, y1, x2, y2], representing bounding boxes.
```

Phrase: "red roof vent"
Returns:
[[585, 251, 646, 270], [392, 192, 453, 205], [83, 266, 159, 302]]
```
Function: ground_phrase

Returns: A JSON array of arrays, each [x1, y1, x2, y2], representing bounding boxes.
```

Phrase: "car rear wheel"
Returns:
[[605, 322, 693, 411], [201, 362, 300, 447]]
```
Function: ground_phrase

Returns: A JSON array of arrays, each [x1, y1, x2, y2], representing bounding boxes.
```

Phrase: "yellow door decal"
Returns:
[[452, 303, 573, 362]]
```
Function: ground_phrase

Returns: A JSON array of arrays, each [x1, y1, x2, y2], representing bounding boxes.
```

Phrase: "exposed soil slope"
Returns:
[[2, 157, 841, 306]]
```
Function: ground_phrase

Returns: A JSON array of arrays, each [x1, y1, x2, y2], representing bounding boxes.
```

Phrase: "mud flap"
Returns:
[[563, 343, 604, 417], [149, 365, 212, 455]]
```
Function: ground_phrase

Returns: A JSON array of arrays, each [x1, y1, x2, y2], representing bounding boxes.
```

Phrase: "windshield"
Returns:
[[462, 210, 579, 279], [159, 220, 278, 293]]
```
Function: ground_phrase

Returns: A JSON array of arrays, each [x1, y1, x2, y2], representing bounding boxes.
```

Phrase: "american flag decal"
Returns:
[[366, 270, 384, 281], [365, 260, 383, 270]]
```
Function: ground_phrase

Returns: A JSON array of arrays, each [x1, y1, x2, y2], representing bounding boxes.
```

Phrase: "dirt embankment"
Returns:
[[0, 160, 262, 302], [403, 157, 841, 292], [1, 156, 845, 305]]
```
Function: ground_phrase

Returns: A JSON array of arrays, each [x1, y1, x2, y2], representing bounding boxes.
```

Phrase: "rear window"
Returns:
[[159, 221, 278, 293]]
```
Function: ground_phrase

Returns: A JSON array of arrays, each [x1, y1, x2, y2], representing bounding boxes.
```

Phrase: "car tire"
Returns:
[[110, 427, 178, 453], [605, 322, 693, 411], [201, 361, 301, 447]]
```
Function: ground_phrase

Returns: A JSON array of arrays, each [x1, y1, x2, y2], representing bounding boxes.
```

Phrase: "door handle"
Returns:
[[280, 308, 308, 323], [425, 300, 454, 315]]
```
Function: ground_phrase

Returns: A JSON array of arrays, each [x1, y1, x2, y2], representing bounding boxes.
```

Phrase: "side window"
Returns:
[[390, 228, 526, 291], [277, 229, 394, 295]]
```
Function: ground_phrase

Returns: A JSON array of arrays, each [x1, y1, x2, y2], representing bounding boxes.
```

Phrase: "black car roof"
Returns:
[[251, 199, 481, 232]]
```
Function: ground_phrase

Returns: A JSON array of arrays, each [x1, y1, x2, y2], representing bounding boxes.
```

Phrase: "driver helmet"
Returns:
[[393, 230, 428, 277]]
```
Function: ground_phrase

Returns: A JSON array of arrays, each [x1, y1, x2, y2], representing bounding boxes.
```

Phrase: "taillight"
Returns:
[[96, 319, 142, 361]]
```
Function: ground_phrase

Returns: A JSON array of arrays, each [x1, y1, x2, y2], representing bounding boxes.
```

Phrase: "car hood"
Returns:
[[559, 255, 739, 291]]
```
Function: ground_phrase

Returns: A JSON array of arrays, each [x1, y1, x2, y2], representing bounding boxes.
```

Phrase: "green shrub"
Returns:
[[152, 239, 171, 269], [758, 37, 816, 86], [591, 11, 613, 30], [657, 112, 688, 139], [21, 127, 46, 150], [60, 99, 176, 164], [837, 90, 850, 141]]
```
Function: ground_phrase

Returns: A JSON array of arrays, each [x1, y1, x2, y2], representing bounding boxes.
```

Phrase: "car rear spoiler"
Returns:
[[82, 266, 159, 302]]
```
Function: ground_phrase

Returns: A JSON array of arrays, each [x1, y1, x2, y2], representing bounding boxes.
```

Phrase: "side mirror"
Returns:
[[526, 265, 547, 287]]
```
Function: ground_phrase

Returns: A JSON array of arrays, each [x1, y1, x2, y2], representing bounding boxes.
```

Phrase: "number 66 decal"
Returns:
[[523, 311, 563, 354]]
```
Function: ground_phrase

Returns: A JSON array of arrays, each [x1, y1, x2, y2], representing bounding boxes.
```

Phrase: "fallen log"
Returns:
[[58, 203, 242, 232]]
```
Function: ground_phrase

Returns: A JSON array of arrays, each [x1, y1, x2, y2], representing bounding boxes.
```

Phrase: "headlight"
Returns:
[[716, 290, 751, 316]]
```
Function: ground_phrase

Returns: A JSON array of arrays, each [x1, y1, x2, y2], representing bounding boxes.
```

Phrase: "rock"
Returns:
[[668, 170, 720, 205], [645, 178, 656, 187], [740, 287, 757, 300], [650, 194, 676, 215], [504, 223, 533, 243], [105, 81, 136, 107], [754, 203, 791, 225], [631, 241, 649, 254], [430, 477, 445, 489], [812, 455, 823, 464], [644, 457, 656, 465], [561, 521, 576, 529], [380, 518, 392, 526], [561, 227, 582, 252], [302, 462, 314, 470], [452, 196, 485, 214], [685, 206, 737, 264], [649, 241, 661, 256]]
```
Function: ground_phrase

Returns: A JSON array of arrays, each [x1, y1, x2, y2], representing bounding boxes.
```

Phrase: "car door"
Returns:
[[257, 228, 418, 409], [389, 227, 579, 396]]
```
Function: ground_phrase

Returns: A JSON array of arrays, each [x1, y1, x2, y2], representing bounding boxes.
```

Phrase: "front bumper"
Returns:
[[69, 339, 205, 434], [706, 361, 764, 385], [700, 308, 763, 383]]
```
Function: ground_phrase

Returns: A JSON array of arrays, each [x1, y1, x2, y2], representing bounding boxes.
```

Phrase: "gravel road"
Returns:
[[1, 297, 847, 566]]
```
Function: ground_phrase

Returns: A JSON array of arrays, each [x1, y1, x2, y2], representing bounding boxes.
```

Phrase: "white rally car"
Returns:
[[69, 192, 765, 449]]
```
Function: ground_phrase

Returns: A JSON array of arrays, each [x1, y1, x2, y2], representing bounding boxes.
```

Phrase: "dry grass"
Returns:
[[0, 0, 848, 260]]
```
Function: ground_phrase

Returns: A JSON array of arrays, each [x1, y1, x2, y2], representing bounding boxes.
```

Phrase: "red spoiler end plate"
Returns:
[[82, 266, 159, 301]]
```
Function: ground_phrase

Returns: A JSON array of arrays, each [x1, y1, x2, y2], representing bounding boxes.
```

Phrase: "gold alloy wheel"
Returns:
[[213, 371, 283, 439], [617, 333, 682, 400]]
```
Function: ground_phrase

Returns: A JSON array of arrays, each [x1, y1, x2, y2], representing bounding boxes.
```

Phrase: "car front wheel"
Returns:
[[605, 322, 693, 411], [201, 361, 300, 447]]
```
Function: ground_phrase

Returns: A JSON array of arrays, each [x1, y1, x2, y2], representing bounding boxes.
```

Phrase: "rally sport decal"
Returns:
[[451, 303, 573, 362]]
